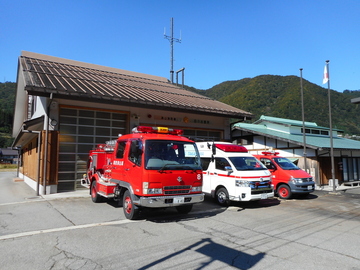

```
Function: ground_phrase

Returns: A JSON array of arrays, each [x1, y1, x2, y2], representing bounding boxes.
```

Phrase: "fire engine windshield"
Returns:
[[145, 140, 202, 171], [228, 156, 267, 171], [273, 157, 300, 170]]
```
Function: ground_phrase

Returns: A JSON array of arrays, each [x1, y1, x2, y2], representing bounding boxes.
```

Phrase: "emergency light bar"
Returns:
[[261, 151, 279, 156], [214, 144, 248, 153], [133, 126, 184, 135]]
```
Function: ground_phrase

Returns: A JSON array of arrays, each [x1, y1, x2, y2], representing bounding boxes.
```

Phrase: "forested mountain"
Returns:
[[0, 82, 16, 147], [185, 75, 360, 135]]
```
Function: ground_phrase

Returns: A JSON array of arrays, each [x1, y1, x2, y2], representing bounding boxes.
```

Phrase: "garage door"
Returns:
[[58, 107, 127, 191]]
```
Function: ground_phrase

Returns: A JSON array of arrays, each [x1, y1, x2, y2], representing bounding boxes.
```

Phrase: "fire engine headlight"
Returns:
[[290, 177, 303, 184], [147, 188, 163, 194], [191, 186, 202, 192], [236, 180, 250, 187], [143, 182, 162, 194]]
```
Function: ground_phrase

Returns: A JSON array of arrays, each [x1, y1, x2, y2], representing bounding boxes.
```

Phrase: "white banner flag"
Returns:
[[323, 65, 329, 84]]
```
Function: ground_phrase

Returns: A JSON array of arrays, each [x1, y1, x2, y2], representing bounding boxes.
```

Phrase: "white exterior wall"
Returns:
[[12, 69, 27, 137]]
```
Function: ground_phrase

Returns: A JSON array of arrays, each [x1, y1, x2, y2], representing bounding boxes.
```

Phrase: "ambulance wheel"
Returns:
[[91, 181, 103, 203], [277, 184, 292, 199], [123, 190, 139, 220], [216, 188, 230, 206], [176, 204, 193, 214]]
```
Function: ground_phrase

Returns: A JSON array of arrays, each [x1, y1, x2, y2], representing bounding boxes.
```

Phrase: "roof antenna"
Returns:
[[164, 17, 181, 83]]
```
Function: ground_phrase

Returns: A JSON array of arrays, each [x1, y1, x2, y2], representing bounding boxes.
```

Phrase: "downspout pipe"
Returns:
[[43, 93, 54, 195]]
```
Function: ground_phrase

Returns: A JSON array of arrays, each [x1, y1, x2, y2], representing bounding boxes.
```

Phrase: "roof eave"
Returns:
[[233, 126, 320, 150], [25, 87, 253, 119]]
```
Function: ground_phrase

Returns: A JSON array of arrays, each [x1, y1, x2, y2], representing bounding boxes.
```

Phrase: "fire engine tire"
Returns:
[[216, 188, 230, 207], [123, 190, 139, 220], [176, 204, 193, 214], [277, 184, 292, 199], [91, 181, 103, 203]]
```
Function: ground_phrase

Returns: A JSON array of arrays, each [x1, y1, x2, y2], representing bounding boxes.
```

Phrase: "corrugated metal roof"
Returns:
[[233, 122, 360, 150], [19, 51, 253, 119], [254, 115, 340, 131], [254, 115, 318, 127]]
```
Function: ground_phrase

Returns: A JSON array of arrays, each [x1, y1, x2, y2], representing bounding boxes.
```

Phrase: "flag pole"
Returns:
[[300, 68, 307, 173], [325, 60, 336, 192]]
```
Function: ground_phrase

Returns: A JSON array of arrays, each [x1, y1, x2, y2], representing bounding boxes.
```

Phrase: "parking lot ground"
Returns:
[[1, 171, 360, 269]]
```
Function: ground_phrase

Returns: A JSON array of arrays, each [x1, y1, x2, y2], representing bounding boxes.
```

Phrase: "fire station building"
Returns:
[[12, 51, 252, 194]]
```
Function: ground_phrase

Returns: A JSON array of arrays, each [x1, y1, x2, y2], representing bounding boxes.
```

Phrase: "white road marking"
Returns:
[[0, 219, 136, 241]]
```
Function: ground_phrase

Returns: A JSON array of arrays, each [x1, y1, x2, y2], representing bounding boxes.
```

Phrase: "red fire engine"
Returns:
[[81, 126, 204, 219]]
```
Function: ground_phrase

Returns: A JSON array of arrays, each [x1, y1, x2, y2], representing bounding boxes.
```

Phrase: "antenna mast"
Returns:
[[164, 17, 181, 83]]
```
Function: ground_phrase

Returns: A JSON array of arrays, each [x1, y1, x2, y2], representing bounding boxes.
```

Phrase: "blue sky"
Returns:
[[1, 0, 360, 92]]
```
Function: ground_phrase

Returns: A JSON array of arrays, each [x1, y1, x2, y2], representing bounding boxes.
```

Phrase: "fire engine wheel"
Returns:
[[91, 181, 103, 203], [123, 190, 139, 220], [277, 184, 292, 199], [176, 204, 193, 214], [216, 187, 230, 207]]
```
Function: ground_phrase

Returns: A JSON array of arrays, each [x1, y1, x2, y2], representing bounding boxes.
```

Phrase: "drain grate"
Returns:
[[25, 196, 41, 200]]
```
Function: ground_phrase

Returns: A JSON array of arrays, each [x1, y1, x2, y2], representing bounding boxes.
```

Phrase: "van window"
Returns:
[[200, 158, 211, 170], [215, 158, 231, 171], [273, 157, 300, 170], [260, 158, 276, 170], [229, 156, 267, 171]]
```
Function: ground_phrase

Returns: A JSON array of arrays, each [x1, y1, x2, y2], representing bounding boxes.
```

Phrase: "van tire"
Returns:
[[216, 188, 230, 206], [277, 184, 292, 199]]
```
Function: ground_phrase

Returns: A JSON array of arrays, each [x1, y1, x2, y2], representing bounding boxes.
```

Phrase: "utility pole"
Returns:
[[324, 60, 336, 192], [300, 68, 307, 173], [164, 17, 181, 83]]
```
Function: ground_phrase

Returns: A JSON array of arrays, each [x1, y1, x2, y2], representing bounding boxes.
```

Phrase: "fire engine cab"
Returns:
[[254, 151, 315, 199], [81, 126, 204, 219], [196, 142, 274, 206]]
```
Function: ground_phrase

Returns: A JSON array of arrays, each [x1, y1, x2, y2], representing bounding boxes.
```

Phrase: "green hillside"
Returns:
[[185, 75, 360, 135], [0, 82, 16, 147]]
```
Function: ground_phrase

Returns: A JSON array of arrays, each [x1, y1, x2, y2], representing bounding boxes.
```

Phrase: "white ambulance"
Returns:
[[196, 142, 274, 206]]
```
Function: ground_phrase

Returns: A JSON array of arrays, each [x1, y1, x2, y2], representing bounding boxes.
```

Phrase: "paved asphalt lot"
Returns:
[[1, 171, 360, 270]]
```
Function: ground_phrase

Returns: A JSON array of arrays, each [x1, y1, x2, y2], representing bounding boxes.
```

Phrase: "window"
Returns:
[[129, 140, 142, 166], [215, 157, 231, 171], [116, 141, 126, 159], [200, 158, 211, 170]]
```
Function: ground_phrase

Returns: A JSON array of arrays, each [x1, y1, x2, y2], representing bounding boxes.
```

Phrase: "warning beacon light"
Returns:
[[214, 144, 248, 153], [132, 126, 184, 135]]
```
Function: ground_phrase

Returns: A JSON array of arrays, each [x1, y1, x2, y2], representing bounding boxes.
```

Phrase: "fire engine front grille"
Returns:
[[164, 185, 191, 195]]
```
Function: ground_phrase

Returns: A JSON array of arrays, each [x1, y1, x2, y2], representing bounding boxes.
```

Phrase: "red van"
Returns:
[[254, 152, 315, 199]]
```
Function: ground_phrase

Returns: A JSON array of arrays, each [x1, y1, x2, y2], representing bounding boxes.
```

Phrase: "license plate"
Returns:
[[173, 197, 184, 204], [261, 193, 268, 199], [307, 185, 313, 190]]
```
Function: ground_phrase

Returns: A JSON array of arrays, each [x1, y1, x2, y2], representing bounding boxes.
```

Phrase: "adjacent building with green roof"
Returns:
[[232, 115, 360, 187]]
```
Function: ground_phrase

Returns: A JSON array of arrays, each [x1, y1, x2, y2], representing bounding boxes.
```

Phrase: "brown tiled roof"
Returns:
[[19, 51, 253, 119]]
